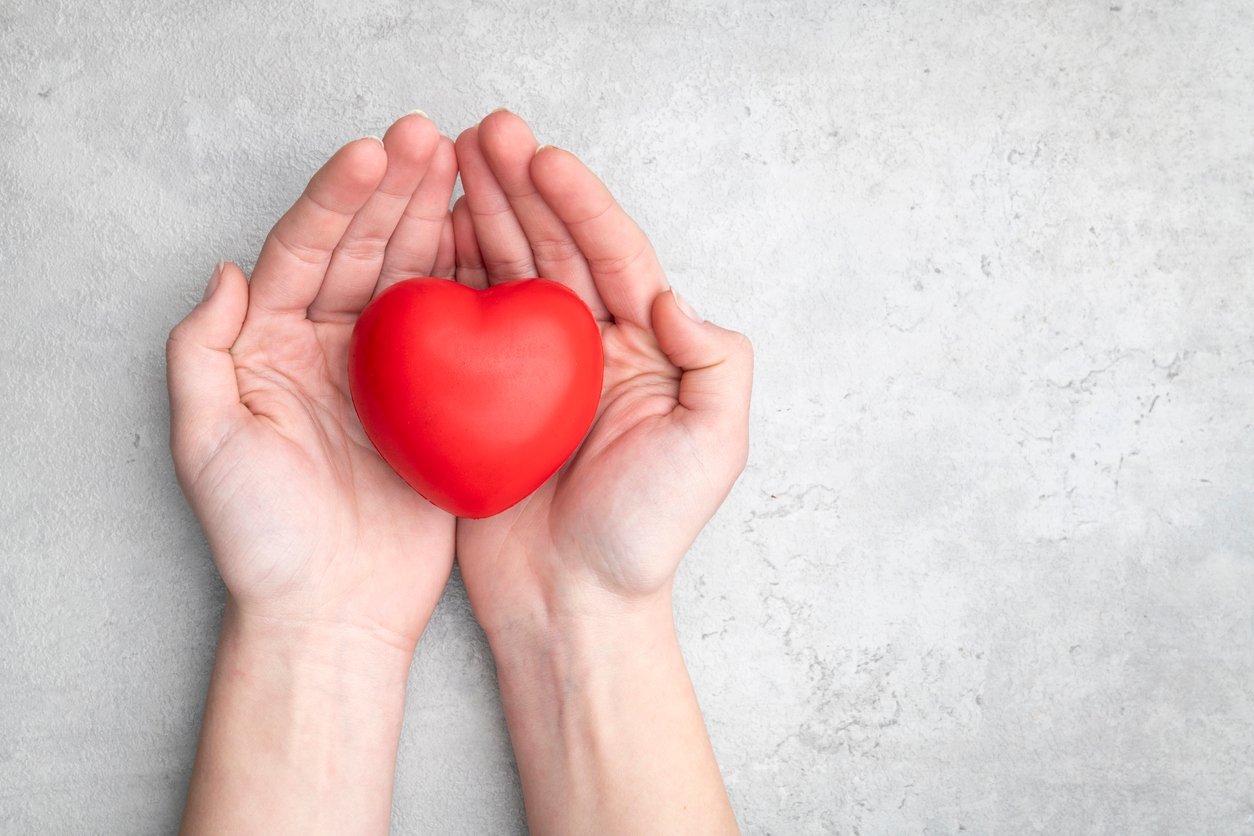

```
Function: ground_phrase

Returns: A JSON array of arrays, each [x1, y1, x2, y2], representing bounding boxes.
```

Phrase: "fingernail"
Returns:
[[363, 135, 384, 145], [202, 261, 224, 302], [409, 109, 429, 118], [489, 106, 511, 115], [673, 289, 702, 322], [535, 143, 555, 155]]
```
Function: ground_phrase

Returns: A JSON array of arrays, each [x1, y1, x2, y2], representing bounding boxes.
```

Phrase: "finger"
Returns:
[[651, 290, 753, 445], [378, 134, 458, 291], [432, 213, 456, 279], [452, 196, 489, 289], [308, 114, 440, 322], [246, 137, 387, 319], [167, 262, 251, 484], [531, 146, 669, 329], [477, 111, 609, 320], [455, 124, 536, 282]]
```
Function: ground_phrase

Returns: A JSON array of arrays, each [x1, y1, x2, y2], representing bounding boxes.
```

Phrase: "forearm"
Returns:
[[489, 591, 738, 835], [181, 601, 413, 835]]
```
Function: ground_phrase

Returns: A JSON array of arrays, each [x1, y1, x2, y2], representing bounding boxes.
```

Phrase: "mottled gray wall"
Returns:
[[2, 1, 1252, 833]]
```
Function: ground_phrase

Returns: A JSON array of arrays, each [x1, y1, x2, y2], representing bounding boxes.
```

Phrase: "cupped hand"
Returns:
[[450, 111, 754, 637], [167, 113, 460, 650]]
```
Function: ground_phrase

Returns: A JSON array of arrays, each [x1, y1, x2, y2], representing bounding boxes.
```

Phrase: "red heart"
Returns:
[[348, 277, 603, 518]]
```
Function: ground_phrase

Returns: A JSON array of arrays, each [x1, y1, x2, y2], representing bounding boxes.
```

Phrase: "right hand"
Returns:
[[166, 113, 460, 651]]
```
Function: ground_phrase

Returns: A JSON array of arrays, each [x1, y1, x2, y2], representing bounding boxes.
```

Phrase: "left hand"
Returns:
[[445, 109, 749, 834], [449, 110, 753, 641]]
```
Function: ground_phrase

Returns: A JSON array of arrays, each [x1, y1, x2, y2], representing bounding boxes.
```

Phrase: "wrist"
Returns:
[[219, 599, 416, 690], [484, 588, 735, 832], [182, 602, 414, 833], [486, 589, 682, 740], [483, 584, 677, 671]]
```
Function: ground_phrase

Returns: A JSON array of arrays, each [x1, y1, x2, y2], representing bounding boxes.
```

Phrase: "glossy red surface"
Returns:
[[348, 277, 604, 518]]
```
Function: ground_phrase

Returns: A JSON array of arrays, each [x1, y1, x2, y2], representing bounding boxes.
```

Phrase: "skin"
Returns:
[[170, 114, 460, 833], [171, 109, 751, 835], [451, 111, 751, 834]]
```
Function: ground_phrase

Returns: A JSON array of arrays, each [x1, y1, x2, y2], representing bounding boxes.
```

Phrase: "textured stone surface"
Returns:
[[3, 0, 1253, 832]]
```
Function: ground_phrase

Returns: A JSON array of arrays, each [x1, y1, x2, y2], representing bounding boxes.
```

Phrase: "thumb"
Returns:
[[166, 261, 249, 483], [650, 289, 754, 441]]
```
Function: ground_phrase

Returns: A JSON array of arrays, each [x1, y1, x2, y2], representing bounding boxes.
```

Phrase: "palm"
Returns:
[[457, 320, 690, 597], [448, 112, 749, 629], [168, 116, 461, 643], [193, 317, 451, 636]]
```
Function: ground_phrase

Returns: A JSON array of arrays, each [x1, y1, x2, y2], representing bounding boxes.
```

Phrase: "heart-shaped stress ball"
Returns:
[[348, 277, 603, 518]]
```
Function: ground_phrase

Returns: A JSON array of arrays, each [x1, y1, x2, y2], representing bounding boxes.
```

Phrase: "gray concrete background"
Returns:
[[2, 0, 1252, 833]]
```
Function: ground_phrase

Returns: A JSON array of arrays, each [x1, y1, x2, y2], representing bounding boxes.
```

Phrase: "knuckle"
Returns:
[[529, 236, 583, 265], [334, 234, 389, 263], [566, 199, 616, 230], [483, 253, 535, 278], [588, 241, 650, 277], [404, 206, 447, 225], [468, 198, 515, 220], [270, 232, 327, 267]]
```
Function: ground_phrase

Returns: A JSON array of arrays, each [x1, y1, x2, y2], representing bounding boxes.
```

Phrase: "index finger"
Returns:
[[529, 146, 668, 329], [246, 137, 387, 320]]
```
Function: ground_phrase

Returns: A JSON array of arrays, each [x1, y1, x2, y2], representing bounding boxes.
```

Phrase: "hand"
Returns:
[[167, 113, 458, 647], [451, 110, 751, 833], [451, 111, 753, 636], [169, 114, 460, 833]]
